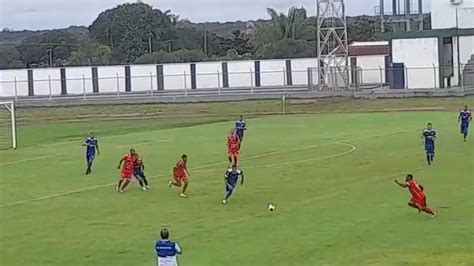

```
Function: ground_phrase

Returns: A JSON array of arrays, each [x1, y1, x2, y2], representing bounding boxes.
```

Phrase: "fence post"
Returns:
[[250, 68, 254, 94], [282, 94, 286, 115], [217, 70, 221, 95], [116, 73, 120, 98], [461, 66, 465, 91], [379, 66, 384, 91], [404, 66, 408, 89], [14, 76, 18, 101], [184, 71, 188, 96], [82, 74, 86, 100], [433, 64, 438, 91], [150, 71, 154, 97], [283, 67, 287, 93], [48, 75, 52, 101]]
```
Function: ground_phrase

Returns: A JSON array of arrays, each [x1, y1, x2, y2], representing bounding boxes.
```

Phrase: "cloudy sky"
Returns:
[[0, 0, 431, 30]]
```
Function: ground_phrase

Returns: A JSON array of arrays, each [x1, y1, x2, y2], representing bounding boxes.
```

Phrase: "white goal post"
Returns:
[[0, 101, 17, 149]]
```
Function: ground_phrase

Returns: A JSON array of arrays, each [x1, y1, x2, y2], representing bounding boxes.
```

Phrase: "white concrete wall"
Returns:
[[227, 60, 254, 88], [392, 38, 439, 89], [163, 63, 190, 90], [97, 66, 125, 93], [32, 68, 61, 96], [291, 58, 317, 85], [0, 69, 28, 97], [66, 67, 93, 94], [260, 59, 286, 86], [353, 55, 386, 84], [196, 62, 221, 89], [130, 65, 156, 92], [431, 0, 474, 29]]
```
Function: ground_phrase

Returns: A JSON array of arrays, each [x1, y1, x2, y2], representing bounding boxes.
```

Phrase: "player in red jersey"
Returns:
[[116, 148, 138, 193], [394, 174, 437, 217], [169, 154, 190, 198], [227, 129, 240, 167]]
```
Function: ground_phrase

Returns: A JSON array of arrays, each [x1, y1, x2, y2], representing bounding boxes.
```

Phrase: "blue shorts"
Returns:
[[425, 145, 435, 154], [225, 181, 236, 191], [236, 132, 244, 141], [461, 123, 469, 134], [86, 153, 95, 162], [134, 170, 145, 178]]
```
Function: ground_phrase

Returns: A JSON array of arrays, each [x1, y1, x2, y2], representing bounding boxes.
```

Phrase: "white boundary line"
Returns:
[[0, 154, 62, 167], [0, 129, 410, 208]]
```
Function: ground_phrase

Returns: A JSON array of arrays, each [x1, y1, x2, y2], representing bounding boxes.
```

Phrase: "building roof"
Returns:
[[348, 41, 390, 56], [332, 41, 390, 57]]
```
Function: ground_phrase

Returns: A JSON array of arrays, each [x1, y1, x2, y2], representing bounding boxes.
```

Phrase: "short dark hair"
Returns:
[[406, 174, 413, 180], [160, 228, 169, 240], [130, 148, 136, 153], [182, 154, 187, 159]]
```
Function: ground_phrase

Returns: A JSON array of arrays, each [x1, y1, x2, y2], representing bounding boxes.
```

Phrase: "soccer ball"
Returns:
[[267, 203, 276, 211]]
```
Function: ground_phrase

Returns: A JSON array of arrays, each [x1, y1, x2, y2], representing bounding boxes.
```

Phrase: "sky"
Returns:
[[0, 0, 431, 30]]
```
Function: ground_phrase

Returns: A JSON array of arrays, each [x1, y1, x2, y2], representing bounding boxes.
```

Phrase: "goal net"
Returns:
[[0, 101, 17, 150]]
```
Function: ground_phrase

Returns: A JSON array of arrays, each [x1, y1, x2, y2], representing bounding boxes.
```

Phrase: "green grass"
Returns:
[[1, 100, 474, 265]]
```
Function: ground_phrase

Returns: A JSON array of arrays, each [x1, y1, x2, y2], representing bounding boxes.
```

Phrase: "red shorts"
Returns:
[[174, 172, 188, 182], [409, 195, 427, 208], [121, 169, 132, 180], [228, 148, 238, 156]]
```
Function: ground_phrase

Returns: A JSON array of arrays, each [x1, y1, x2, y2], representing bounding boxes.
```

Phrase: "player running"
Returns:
[[227, 129, 240, 167], [169, 154, 190, 198], [421, 123, 436, 165], [133, 157, 151, 191], [116, 148, 138, 193], [458, 105, 472, 141], [222, 165, 244, 205], [82, 132, 100, 175], [235, 115, 247, 149], [394, 174, 436, 218]]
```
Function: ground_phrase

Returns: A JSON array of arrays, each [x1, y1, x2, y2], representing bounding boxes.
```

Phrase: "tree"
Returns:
[[89, 3, 175, 63], [173, 49, 207, 62], [68, 41, 112, 66], [264, 7, 315, 41], [134, 51, 178, 64], [0, 45, 24, 69], [17, 30, 79, 67], [224, 49, 240, 60], [256, 39, 315, 59]]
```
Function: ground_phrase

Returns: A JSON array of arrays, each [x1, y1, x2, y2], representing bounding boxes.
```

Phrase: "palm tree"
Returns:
[[266, 7, 314, 40]]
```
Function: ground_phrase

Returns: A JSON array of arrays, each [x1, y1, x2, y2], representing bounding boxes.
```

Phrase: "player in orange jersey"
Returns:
[[116, 148, 138, 193], [169, 154, 190, 198], [227, 129, 240, 167], [395, 174, 436, 217]]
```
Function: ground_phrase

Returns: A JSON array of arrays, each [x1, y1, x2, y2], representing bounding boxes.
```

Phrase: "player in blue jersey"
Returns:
[[82, 132, 100, 175], [133, 157, 151, 191], [235, 115, 246, 149], [458, 105, 472, 141], [421, 123, 436, 165], [222, 165, 244, 204]]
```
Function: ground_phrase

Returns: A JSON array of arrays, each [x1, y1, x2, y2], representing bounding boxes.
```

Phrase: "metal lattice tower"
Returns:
[[317, 0, 349, 89]]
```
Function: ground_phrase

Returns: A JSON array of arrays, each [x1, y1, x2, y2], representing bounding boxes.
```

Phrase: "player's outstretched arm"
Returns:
[[117, 158, 124, 169], [96, 143, 100, 155], [394, 180, 407, 188]]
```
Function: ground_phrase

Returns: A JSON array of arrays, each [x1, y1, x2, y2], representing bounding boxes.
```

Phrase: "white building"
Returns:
[[389, 0, 474, 89]]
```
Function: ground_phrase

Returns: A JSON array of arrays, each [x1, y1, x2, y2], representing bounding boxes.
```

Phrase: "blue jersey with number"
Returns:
[[460, 110, 471, 125], [225, 168, 243, 185], [422, 129, 436, 147], [84, 137, 98, 155], [235, 120, 246, 139]]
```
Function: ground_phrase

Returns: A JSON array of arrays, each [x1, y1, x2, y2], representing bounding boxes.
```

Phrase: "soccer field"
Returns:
[[1, 99, 474, 265]]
